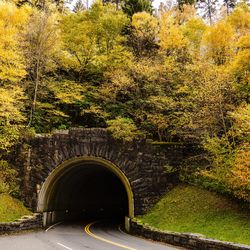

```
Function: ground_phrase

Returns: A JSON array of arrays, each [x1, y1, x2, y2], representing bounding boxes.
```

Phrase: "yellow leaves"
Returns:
[[230, 104, 250, 141], [175, 4, 196, 24], [0, 1, 30, 27], [183, 18, 207, 49], [0, 2, 30, 152], [202, 21, 235, 65], [100, 67, 135, 102], [237, 34, 250, 49], [48, 81, 86, 104], [108, 45, 133, 67], [0, 126, 20, 152], [94, 45, 133, 72], [24, 10, 62, 73], [104, 69, 135, 94], [158, 10, 192, 53], [159, 24, 188, 51], [80, 105, 109, 120], [107, 117, 142, 142], [229, 34, 250, 94], [131, 12, 158, 40], [96, 4, 129, 45], [228, 147, 250, 202], [233, 34, 250, 71], [227, 3, 250, 35], [0, 2, 29, 83], [61, 4, 128, 72], [0, 86, 26, 124], [132, 59, 163, 83], [147, 113, 169, 130], [36, 102, 68, 118], [0, 64, 26, 83], [148, 96, 175, 111]]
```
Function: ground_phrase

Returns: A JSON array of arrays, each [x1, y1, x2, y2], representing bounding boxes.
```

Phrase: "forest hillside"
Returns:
[[0, 0, 249, 209]]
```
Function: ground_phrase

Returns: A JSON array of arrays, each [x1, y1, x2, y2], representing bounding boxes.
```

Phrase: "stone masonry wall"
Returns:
[[0, 213, 43, 234], [16, 128, 184, 215], [129, 220, 250, 250]]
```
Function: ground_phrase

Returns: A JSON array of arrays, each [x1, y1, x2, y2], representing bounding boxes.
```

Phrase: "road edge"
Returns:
[[128, 219, 250, 250]]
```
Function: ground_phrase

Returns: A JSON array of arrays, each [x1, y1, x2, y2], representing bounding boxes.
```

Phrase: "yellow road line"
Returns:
[[84, 221, 137, 250]]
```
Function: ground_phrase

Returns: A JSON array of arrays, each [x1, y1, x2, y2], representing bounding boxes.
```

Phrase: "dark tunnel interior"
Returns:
[[47, 164, 129, 221]]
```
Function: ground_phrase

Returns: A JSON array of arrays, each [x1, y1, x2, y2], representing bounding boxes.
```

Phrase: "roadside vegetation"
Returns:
[[0, 194, 31, 222], [137, 184, 250, 245]]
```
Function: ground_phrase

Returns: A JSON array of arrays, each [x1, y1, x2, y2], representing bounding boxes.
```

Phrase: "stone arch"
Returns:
[[37, 156, 134, 225]]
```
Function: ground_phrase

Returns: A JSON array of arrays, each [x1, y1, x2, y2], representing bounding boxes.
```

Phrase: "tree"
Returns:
[[73, 0, 86, 12], [177, 0, 196, 10], [183, 17, 207, 52], [23, 9, 62, 126], [0, 160, 19, 195], [223, 0, 236, 15], [184, 61, 235, 140], [61, 3, 129, 80], [229, 147, 250, 203], [230, 34, 250, 102], [0, 2, 29, 153], [0, 87, 26, 126], [159, 10, 189, 60], [196, 0, 219, 24], [0, 2, 29, 84], [14, 0, 67, 12], [102, 0, 120, 10], [202, 21, 235, 65], [107, 117, 143, 141], [228, 3, 250, 36], [227, 105, 250, 202], [90, 3, 129, 53], [122, 0, 153, 17], [129, 12, 159, 57]]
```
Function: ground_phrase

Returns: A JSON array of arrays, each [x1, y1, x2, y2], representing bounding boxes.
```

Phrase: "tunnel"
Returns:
[[37, 157, 134, 227]]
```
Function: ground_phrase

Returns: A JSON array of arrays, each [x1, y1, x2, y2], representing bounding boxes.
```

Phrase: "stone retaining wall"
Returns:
[[0, 213, 43, 234], [129, 220, 250, 250]]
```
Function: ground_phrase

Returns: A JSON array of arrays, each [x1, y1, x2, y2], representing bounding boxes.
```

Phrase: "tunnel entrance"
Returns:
[[48, 164, 128, 219], [37, 157, 134, 226]]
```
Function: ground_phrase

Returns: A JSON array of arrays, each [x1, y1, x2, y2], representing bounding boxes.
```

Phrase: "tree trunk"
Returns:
[[28, 59, 40, 127], [208, 0, 212, 25]]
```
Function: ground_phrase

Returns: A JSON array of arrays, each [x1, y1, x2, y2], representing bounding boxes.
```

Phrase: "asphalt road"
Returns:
[[0, 220, 183, 250]]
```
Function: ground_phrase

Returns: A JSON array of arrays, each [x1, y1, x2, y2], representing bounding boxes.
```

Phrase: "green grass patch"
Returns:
[[137, 184, 250, 245], [0, 194, 31, 222]]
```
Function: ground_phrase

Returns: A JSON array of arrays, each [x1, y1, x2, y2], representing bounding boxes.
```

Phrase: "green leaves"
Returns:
[[0, 160, 19, 195], [107, 117, 143, 142], [122, 0, 153, 17], [61, 3, 129, 78], [48, 80, 86, 104], [0, 126, 20, 152]]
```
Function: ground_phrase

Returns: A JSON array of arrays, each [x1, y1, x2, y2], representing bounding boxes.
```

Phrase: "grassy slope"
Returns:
[[137, 184, 250, 245], [0, 194, 31, 222]]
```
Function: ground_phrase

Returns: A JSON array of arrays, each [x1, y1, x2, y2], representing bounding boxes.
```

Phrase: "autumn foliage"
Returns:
[[0, 0, 249, 203]]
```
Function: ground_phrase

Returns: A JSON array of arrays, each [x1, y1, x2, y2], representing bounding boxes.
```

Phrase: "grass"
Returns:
[[0, 194, 31, 222], [137, 184, 250, 245]]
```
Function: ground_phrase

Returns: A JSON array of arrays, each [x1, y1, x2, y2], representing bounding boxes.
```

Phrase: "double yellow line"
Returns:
[[84, 221, 137, 250]]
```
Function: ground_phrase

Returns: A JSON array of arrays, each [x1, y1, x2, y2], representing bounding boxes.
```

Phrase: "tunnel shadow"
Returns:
[[46, 164, 129, 224]]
